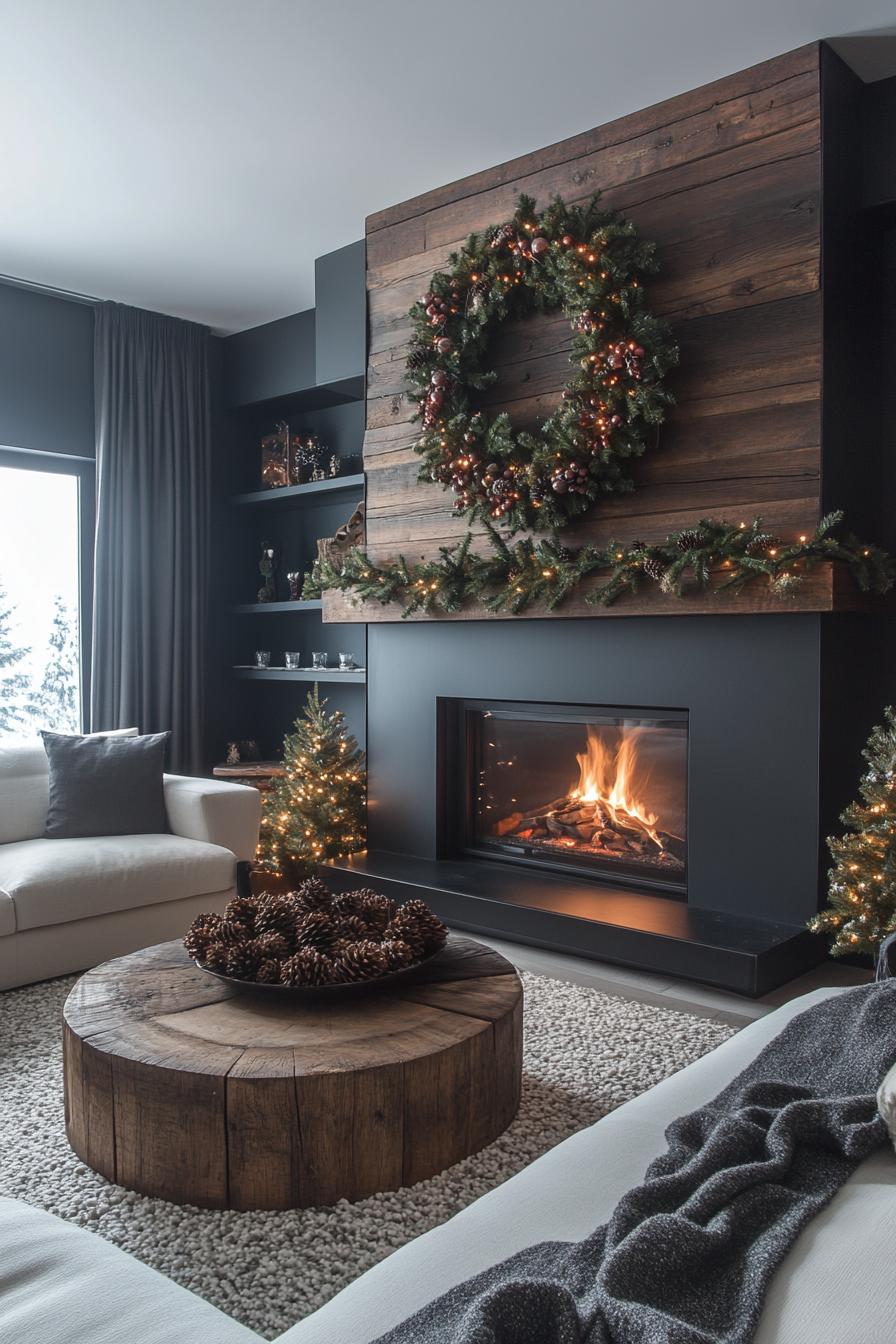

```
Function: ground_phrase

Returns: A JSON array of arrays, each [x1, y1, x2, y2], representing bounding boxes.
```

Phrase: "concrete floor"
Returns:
[[465, 930, 872, 1028]]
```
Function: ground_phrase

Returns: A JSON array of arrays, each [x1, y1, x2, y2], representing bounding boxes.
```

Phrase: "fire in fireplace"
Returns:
[[451, 701, 688, 895]]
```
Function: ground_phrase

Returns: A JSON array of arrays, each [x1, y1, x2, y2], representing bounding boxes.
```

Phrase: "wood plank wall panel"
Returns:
[[355, 45, 823, 617]]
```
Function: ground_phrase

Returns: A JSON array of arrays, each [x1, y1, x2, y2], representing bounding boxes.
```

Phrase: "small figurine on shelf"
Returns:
[[289, 432, 341, 484], [286, 571, 302, 601], [260, 422, 290, 489], [226, 741, 241, 766], [238, 739, 262, 762], [257, 542, 278, 602]]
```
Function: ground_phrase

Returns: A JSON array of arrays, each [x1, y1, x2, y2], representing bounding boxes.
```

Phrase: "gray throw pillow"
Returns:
[[41, 730, 171, 838]]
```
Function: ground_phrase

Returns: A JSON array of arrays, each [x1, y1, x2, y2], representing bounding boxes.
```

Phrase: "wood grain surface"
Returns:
[[328, 44, 834, 623], [63, 936, 523, 1210]]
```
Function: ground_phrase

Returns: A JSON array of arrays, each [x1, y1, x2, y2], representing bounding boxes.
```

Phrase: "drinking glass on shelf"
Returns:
[[338, 652, 355, 671], [285, 651, 301, 669], [254, 651, 271, 668], [311, 651, 328, 670]]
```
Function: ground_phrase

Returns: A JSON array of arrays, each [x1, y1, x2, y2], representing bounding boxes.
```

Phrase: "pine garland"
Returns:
[[407, 192, 678, 533], [303, 512, 894, 618], [809, 707, 896, 956]]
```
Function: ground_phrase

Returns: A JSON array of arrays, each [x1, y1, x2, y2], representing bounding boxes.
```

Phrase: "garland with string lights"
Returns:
[[407, 192, 678, 533], [303, 512, 894, 618], [257, 687, 365, 880], [809, 706, 896, 956]]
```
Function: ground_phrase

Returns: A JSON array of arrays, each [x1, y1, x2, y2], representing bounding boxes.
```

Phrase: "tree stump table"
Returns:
[[63, 935, 523, 1210]]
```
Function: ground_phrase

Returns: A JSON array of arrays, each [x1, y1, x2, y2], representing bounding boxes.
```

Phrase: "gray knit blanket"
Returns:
[[376, 981, 896, 1344]]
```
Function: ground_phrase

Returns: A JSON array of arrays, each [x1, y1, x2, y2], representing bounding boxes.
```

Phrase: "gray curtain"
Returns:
[[91, 302, 211, 774]]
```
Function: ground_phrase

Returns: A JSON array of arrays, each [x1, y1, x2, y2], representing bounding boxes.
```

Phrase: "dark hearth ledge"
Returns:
[[323, 852, 822, 998]]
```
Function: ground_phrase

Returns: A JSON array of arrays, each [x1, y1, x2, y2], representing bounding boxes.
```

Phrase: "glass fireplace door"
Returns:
[[463, 702, 688, 895]]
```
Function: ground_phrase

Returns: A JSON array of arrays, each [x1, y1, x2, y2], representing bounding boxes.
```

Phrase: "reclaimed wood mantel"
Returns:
[[324, 44, 880, 623]]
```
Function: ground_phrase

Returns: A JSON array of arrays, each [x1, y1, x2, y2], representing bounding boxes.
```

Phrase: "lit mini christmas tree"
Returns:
[[810, 706, 896, 956], [258, 687, 366, 879]]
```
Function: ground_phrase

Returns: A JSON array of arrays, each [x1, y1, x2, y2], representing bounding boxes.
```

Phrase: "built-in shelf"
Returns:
[[232, 600, 323, 614], [233, 666, 366, 684], [230, 373, 364, 416], [233, 473, 365, 508]]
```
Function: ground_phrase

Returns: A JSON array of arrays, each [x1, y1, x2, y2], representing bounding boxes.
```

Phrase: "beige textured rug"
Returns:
[[0, 970, 735, 1339]]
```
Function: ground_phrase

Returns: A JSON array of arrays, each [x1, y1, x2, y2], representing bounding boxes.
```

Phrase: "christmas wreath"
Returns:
[[407, 193, 679, 533]]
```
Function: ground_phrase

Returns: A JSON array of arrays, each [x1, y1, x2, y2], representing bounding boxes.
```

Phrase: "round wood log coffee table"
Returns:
[[63, 935, 522, 1210]]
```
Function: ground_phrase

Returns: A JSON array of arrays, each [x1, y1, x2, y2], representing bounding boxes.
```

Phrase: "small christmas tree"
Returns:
[[258, 687, 366, 878], [810, 706, 896, 956]]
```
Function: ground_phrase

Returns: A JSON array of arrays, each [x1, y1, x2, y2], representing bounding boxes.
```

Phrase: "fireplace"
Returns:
[[323, 615, 871, 996], [452, 701, 688, 896]]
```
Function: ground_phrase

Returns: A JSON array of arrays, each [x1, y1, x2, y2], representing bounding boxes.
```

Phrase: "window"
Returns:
[[0, 450, 94, 740]]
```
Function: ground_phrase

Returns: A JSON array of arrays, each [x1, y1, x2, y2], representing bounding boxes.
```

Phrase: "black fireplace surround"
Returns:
[[326, 613, 879, 995]]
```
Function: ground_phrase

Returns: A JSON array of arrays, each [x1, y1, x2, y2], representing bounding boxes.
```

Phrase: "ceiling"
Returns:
[[1, 0, 895, 335]]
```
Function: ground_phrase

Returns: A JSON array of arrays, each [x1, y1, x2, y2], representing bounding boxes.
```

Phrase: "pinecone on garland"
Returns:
[[676, 529, 706, 552], [336, 939, 390, 981], [295, 875, 332, 911], [380, 937, 416, 970], [641, 556, 666, 581], [746, 534, 780, 556], [401, 899, 449, 953], [255, 958, 282, 985], [294, 909, 336, 952], [407, 347, 431, 371], [255, 895, 298, 939], [489, 223, 516, 249], [282, 948, 338, 986]]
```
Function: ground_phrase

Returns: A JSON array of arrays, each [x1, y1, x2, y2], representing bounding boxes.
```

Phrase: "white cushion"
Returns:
[[282, 987, 896, 1344], [0, 730, 138, 844], [0, 834, 235, 934], [0, 1196, 259, 1344]]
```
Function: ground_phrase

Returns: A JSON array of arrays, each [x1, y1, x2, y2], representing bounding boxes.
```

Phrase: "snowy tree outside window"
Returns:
[[0, 464, 83, 739]]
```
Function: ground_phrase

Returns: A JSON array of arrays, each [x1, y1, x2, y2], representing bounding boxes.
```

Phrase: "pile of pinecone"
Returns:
[[184, 877, 448, 987]]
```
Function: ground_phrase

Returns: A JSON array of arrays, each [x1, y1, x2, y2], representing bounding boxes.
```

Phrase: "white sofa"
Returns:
[[0, 739, 261, 990], [0, 987, 893, 1343]]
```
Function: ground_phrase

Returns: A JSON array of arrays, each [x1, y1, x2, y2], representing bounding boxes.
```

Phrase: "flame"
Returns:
[[570, 725, 663, 848]]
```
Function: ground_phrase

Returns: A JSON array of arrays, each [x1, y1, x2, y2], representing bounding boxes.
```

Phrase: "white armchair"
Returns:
[[0, 744, 261, 990]]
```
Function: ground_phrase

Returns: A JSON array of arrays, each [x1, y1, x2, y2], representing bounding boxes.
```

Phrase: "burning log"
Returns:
[[491, 796, 685, 871]]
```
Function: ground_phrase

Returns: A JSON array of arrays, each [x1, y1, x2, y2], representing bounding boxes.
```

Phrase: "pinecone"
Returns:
[[380, 937, 416, 970], [406, 346, 431, 371], [295, 876, 333, 911], [281, 948, 339, 987], [676, 529, 706, 552], [336, 913, 371, 943], [746, 534, 780, 556], [255, 958, 282, 985], [489, 223, 516, 249], [331, 890, 362, 918], [201, 941, 229, 972], [641, 556, 666, 581], [401, 899, 448, 954], [336, 939, 389, 982], [255, 895, 297, 939], [385, 911, 426, 960], [217, 917, 249, 946], [183, 913, 223, 960], [354, 890, 398, 934], [224, 896, 258, 930], [294, 909, 336, 952], [255, 931, 291, 961], [225, 942, 261, 981]]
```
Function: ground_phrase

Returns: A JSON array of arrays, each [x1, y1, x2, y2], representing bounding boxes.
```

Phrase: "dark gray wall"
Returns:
[[314, 241, 366, 385], [367, 615, 825, 927], [222, 309, 315, 407], [0, 282, 94, 458]]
